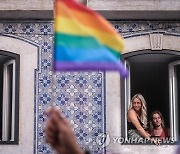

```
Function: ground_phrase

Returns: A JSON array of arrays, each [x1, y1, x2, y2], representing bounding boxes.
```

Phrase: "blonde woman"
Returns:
[[127, 94, 151, 141]]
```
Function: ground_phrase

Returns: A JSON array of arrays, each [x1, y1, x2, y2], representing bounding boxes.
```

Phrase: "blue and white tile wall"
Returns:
[[113, 21, 180, 37], [0, 21, 179, 154]]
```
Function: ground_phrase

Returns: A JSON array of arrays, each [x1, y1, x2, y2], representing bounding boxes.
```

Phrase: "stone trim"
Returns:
[[124, 33, 180, 53], [0, 35, 38, 154]]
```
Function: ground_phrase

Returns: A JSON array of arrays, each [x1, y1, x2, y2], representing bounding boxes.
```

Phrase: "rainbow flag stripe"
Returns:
[[54, 0, 127, 77]]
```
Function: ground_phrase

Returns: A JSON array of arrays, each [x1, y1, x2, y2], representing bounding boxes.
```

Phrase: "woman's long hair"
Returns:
[[129, 93, 148, 129], [149, 110, 165, 134]]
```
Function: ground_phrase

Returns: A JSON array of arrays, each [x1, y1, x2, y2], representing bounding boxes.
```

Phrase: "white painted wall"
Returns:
[[0, 0, 53, 10], [0, 0, 179, 11], [0, 0, 179, 19], [0, 0, 86, 10], [0, 0, 88, 19], [87, 0, 180, 19], [0, 35, 38, 154], [87, 0, 180, 10]]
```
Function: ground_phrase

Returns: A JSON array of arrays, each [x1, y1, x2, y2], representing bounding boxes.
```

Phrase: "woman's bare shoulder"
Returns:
[[128, 108, 136, 114]]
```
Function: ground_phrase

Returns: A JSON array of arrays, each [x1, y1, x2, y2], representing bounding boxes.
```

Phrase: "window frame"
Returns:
[[169, 60, 180, 141], [0, 50, 20, 144], [121, 50, 180, 144]]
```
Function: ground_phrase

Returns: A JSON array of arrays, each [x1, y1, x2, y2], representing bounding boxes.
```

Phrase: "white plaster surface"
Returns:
[[0, 35, 38, 154], [87, 0, 180, 20], [105, 72, 121, 138], [88, 0, 180, 11], [0, 0, 179, 11], [163, 35, 180, 51], [107, 144, 177, 154], [0, 0, 179, 20], [124, 34, 180, 54], [0, 0, 53, 10], [0, 0, 86, 10], [0, 0, 87, 19], [124, 35, 151, 53]]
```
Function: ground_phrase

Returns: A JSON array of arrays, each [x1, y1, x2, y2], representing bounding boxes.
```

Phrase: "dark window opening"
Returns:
[[131, 62, 170, 128], [7, 64, 13, 141]]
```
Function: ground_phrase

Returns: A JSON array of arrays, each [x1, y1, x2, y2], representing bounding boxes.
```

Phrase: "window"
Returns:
[[169, 60, 180, 141], [0, 51, 19, 144], [121, 50, 180, 143]]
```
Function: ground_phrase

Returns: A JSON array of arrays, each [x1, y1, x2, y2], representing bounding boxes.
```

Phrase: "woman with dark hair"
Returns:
[[149, 110, 170, 138]]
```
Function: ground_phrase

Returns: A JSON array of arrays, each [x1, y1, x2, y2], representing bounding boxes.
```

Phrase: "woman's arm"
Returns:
[[128, 109, 151, 140]]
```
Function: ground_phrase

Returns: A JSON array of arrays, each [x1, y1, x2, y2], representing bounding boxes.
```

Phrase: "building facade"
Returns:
[[0, 0, 179, 154]]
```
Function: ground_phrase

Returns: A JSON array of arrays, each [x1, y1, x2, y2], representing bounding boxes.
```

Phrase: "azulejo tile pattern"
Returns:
[[0, 21, 103, 154], [112, 21, 180, 37], [0, 21, 179, 154]]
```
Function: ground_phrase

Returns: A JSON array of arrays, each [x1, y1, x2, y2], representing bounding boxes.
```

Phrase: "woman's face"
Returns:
[[132, 98, 142, 112], [152, 113, 162, 127]]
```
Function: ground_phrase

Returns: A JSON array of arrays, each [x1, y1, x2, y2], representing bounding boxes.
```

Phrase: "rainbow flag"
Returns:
[[54, 0, 128, 77]]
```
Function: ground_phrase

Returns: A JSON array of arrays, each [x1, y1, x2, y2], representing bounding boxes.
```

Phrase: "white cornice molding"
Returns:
[[87, 0, 180, 20], [124, 34, 180, 53], [87, 0, 180, 11], [0, 0, 179, 20]]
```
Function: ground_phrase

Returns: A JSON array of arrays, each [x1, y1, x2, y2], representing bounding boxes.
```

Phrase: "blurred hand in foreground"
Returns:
[[44, 107, 84, 154]]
